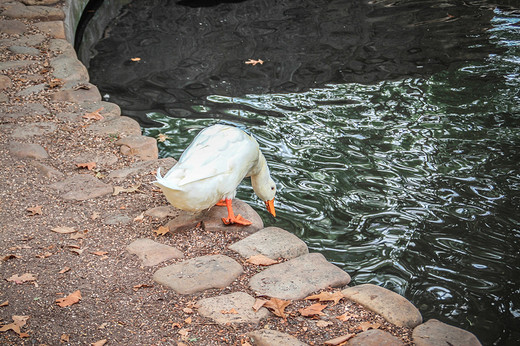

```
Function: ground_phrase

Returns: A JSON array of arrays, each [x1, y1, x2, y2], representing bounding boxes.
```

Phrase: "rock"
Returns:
[[341, 284, 422, 329], [0, 93, 8, 102], [9, 45, 40, 56], [1, 1, 64, 21], [347, 329, 404, 346], [153, 254, 243, 294], [145, 205, 177, 219], [229, 226, 308, 260], [17, 34, 46, 46], [34, 21, 65, 39], [126, 238, 184, 266], [29, 161, 64, 179], [50, 174, 113, 201], [196, 292, 270, 325], [248, 329, 309, 346], [80, 101, 121, 118], [16, 83, 46, 97], [50, 53, 89, 84], [20, 0, 61, 5], [412, 319, 482, 346], [11, 122, 57, 138], [74, 152, 118, 167], [0, 75, 12, 90], [48, 38, 75, 56], [249, 253, 351, 300], [0, 103, 47, 119], [50, 83, 102, 103], [0, 60, 34, 71], [107, 157, 175, 181], [0, 19, 27, 34], [116, 135, 158, 161], [88, 116, 141, 137], [103, 213, 132, 225], [8, 142, 49, 159]]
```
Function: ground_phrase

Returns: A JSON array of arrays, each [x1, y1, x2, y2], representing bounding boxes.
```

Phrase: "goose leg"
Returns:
[[215, 199, 227, 207], [221, 198, 252, 226]]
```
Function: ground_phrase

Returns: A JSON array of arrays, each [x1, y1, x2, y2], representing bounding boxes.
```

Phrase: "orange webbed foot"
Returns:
[[221, 214, 252, 226]]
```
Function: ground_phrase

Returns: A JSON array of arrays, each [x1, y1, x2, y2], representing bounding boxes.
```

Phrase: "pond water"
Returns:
[[82, 0, 520, 344]]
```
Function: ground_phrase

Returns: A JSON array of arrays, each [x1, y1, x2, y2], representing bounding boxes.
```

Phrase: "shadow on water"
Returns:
[[81, 0, 520, 344]]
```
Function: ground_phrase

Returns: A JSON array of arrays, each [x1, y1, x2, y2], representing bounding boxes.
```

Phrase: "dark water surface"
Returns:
[[83, 0, 520, 344]]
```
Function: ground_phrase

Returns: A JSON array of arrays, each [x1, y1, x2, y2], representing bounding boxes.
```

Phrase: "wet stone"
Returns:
[[153, 254, 243, 294], [11, 122, 57, 138], [347, 329, 404, 346], [126, 238, 184, 267], [196, 292, 270, 325], [342, 284, 422, 329], [8, 142, 49, 159], [116, 135, 158, 161], [412, 319, 482, 346], [50, 174, 113, 201], [249, 253, 351, 300], [229, 226, 308, 260], [248, 329, 309, 346]]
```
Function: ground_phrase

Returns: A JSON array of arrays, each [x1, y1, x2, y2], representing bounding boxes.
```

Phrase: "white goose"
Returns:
[[154, 124, 276, 225]]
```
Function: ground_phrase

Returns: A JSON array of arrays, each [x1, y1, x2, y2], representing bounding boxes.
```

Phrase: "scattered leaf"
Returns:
[[157, 133, 169, 142], [69, 248, 85, 255], [35, 252, 53, 259], [48, 78, 64, 88], [56, 290, 82, 307], [178, 328, 190, 337], [221, 308, 238, 314], [263, 298, 291, 320], [305, 290, 345, 306], [133, 284, 153, 291], [252, 298, 267, 312], [83, 107, 104, 121], [246, 254, 278, 266], [357, 321, 381, 332], [26, 205, 43, 216], [133, 212, 145, 222], [113, 184, 141, 195], [154, 226, 169, 236], [0, 301, 8, 307], [91, 339, 107, 346], [60, 334, 70, 343], [7, 273, 36, 284], [245, 58, 264, 66], [182, 307, 193, 314], [130, 57, 141, 62], [51, 226, 77, 234], [1, 254, 20, 261], [98, 322, 108, 329], [0, 315, 30, 338], [184, 316, 192, 324], [316, 320, 333, 328], [76, 162, 96, 170], [299, 303, 327, 317], [336, 312, 353, 322], [70, 231, 86, 240], [324, 333, 355, 345], [59, 267, 71, 274], [91, 212, 100, 220], [92, 251, 108, 256]]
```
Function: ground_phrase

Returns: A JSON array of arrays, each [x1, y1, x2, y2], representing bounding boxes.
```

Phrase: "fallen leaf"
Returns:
[[178, 328, 190, 337], [245, 58, 264, 65], [58, 267, 71, 274], [0, 301, 8, 307], [336, 312, 353, 322], [91, 339, 107, 346], [60, 333, 70, 343], [70, 232, 86, 240], [305, 291, 345, 306], [299, 303, 327, 317], [92, 251, 108, 256], [357, 321, 381, 332], [0, 315, 30, 338], [263, 298, 291, 321], [51, 226, 77, 234], [7, 273, 37, 284], [69, 248, 85, 255], [157, 133, 169, 142], [133, 284, 153, 291], [221, 308, 238, 314], [48, 78, 64, 88], [252, 298, 267, 312], [56, 290, 82, 307], [316, 320, 333, 327], [172, 322, 182, 328], [98, 322, 108, 329], [113, 184, 141, 195], [324, 333, 355, 345], [76, 162, 96, 170], [130, 57, 141, 62], [26, 205, 43, 216], [184, 316, 192, 324], [182, 307, 193, 314], [133, 212, 145, 222], [35, 252, 53, 259], [154, 226, 169, 236], [83, 107, 104, 121], [246, 254, 278, 266], [1, 254, 20, 261], [91, 212, 100, 220]]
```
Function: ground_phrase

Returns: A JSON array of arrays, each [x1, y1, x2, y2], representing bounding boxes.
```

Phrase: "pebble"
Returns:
[[347, 329, 404, 346], [196, 292, 270, 325], [49, 174, 113, 200], [342, 284, 423, 328], [116, 135, 159, 161], [8, 142, 49, 159], [247, 329, 309, 346], [412, 319, 482, 346], [126, 238, 184, 266], [153, 254, 243, 294], [229, 226, 309, 260], [249, 252, 351, 300]]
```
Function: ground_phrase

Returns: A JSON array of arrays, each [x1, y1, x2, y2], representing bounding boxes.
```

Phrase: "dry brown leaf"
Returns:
[[35, 252, 53, 259], [246, 254, 278, 266], [221, 308, 238, 314], [26, 205, 43, 216], [133, 283, 153, 291], [357, 321, 381, 332], [154, 226, 169, 236], [299, 303, 327, 317], [56, 290, 82, 307], [336, 312, 353, 322], [324, 333, 355, 345], [70, 248, 85, 255], [263, 298, 291, 320], [130, 57, 141, 62], [51, 226, 77, 234], [48, 78, 64, 88], [157, 133, 169, 142], [1, 254, 20, 261], [184, 316, 192, 324], [83, 107, 104, 121], [7, 273, 36, 284], [245, 59, 264, 65], [76, 162, 96, 170], [0, 301, 8, 307], [252, 298, 267, 312], [92, 251, 108, 256], [91, 339, 107, 346], [133, 212, 145, 222], [0, 315, 30, 338], [316, 320, 333, 328], [178, 328, 189, 337], [113, 184, 141, 196], [58, 267, 71, 274], [60, 333, 70, 343], [182, 307, 193, 314], [305, 290, 345, 306]]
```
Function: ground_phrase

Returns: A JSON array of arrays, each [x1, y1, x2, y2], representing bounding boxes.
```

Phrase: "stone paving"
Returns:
[[0, 1, 483, 345]]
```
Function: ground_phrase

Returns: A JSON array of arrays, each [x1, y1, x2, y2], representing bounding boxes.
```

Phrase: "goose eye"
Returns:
[[271, 186, 275, 191]]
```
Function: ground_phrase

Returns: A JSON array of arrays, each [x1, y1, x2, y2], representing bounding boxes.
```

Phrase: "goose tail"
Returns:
[[153, 167, 181, 191]]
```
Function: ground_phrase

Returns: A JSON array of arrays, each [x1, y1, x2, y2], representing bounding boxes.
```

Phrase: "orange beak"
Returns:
[[265, 198, 276, 217]]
